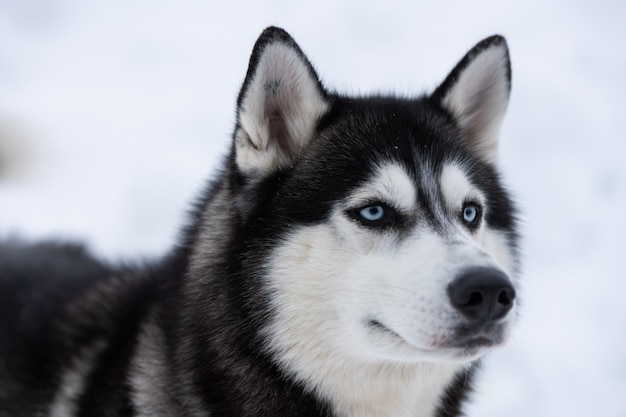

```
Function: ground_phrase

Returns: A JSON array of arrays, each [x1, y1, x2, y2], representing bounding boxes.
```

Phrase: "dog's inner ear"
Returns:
[[235, 28, 328, 177], [433, 36, 511, 163]]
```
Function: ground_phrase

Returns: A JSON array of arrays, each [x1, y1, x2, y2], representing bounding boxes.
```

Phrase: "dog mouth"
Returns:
[[368, 319, 401, 337], [448, 335, 498, 354], [366, 319, 504, 359], [366, 319, 431, 355], [455, 336, 493, 348]]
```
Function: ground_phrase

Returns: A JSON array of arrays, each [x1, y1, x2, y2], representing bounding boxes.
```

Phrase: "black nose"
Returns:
[[448, 267, 516, 322]]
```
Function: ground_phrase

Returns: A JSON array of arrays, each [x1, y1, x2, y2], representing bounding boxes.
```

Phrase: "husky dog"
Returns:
[[0, 27, 519, 417]]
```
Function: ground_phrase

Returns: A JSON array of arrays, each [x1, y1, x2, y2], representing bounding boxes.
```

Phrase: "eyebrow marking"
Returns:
[[346, 163, 417, 213]]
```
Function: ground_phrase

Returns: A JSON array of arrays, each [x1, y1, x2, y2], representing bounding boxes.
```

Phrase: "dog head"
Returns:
[[230, 26, 518, 377]]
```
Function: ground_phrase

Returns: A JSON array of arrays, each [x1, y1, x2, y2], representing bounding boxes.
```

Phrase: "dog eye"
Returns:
[[359, 205, 385, 222], [461, 203, 481, 227], [347, 203, 396, 228], [347, 202, 406, 229]]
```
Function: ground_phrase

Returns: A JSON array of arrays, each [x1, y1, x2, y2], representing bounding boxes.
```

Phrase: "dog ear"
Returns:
[[234, 27, 329, 176], [432, 36, 511, 163]]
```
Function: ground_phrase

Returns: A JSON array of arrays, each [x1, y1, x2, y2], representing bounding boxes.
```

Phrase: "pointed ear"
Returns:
[[432, 35, 511, 163], [234, 27, 329, 176]]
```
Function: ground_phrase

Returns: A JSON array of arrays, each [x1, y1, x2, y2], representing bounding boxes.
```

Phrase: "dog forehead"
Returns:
[[315, 97, 465, 164], [278, 99, 475, 217]]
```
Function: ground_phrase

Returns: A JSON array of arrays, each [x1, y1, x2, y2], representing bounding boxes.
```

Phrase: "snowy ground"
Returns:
[[1, 1, 625, 416]]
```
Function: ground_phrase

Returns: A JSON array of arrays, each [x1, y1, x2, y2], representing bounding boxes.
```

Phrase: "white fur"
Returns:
[[346, 163, 416, 214], [129, 310, 207, 417], [440, 163, 483, 214], [236, 42, 328, 175], [440, 162, 517, 279], [262, 163, 517, 417], [48, 340, 107, 417], [264, 224, 464, 417], [441, 44, 510, 163]]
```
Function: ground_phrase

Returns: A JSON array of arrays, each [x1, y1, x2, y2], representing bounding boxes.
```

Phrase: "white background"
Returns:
[[1, 1, 624, 415]]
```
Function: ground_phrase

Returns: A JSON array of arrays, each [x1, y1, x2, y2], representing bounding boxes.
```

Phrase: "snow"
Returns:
[[1, 1, 625, 415]]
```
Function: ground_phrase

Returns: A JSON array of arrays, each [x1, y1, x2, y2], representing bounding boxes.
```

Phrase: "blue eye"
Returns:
[[359, 205, 385, 222], [349, 203, 404, 228], [462, 203, 480, 225]]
